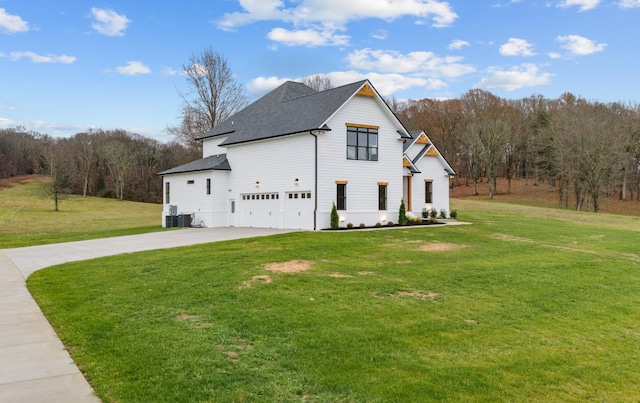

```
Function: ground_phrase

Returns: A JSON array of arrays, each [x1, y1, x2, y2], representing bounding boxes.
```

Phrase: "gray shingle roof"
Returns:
[[157, 154, 230, 175], [197, 80, 374, 146]]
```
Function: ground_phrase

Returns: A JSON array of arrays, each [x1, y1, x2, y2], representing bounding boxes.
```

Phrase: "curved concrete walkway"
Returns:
[[0, 227, 295, 403]]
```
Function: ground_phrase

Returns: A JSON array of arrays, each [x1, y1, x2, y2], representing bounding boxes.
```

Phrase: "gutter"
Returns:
[[310, 131, 318, 230]]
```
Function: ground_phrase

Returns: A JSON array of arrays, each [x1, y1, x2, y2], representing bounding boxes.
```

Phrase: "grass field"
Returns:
[[0, 177, 163, 248], [28, 199, 640, 402]]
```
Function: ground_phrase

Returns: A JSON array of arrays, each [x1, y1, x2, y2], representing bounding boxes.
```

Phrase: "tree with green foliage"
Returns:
[[398, 199, 408, 225], [330, 202, 339, 229]]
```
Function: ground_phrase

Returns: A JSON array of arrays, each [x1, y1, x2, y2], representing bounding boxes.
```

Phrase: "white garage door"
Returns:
[[285, 191, 314, 230], [240, 193, 279, 228]]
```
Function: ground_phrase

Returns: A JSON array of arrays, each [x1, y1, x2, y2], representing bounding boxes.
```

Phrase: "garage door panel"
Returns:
[[285, 191, 313, 230], [240, 193, 279, 228]]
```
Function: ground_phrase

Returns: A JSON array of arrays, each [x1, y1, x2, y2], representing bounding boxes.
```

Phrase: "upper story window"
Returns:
[[346, 124, 378, 161]]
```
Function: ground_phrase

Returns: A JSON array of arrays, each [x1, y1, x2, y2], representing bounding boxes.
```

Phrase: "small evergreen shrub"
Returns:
[[375, 222, 382, 228], [421, 208, 429, 218], [450, 209, 458, 219], [359, 223, 366, 228], [439, 209, 448, 219], [398, 200, 408, 225], [429, 208, 438, 219], [347, 222, 354, 229], [330, 202, 339, 229], [387, 221, 394, 226]]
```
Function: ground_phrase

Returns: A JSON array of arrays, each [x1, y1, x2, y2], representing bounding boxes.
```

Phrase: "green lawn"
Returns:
[[28, 201, 640, 402], [0, 180, 163, 247]]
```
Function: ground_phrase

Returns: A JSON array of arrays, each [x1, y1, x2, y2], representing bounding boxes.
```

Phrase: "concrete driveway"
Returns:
[[0, 227, 295, 403]]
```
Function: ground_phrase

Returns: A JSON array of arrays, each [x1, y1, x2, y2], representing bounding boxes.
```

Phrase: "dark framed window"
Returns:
[[336, 183, 347, 210], [165, 182, 170, 204], [206, 178, 211, 195], [347, 125, 378, 161], [378, 184, 387, 210], [425, 180, 433, 203]]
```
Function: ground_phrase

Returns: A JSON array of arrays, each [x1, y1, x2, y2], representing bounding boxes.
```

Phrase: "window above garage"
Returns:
[[346, 123, 378, 161]]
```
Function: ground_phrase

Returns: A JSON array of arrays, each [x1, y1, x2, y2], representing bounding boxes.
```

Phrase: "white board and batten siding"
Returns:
[[226, 133, 316, 229], [162, 171, 232, 228], [162, 171, 211, 226], [202, 134, 228, 157], [410, 155, 451, 216], [316, 94, 404, 228]]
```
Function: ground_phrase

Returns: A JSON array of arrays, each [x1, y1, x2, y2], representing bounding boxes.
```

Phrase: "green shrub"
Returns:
[[330, 202, 339, 229], [450, 209, 458, 219], [398, 200, 408, 225], [347, 222, 354, 229], [429, 207, 438, 218], [359, 223, 366, 228], [375, 222, 382, 228], [387, 221, 394, 226], [421, 208, 429, 218], [439, 209, 448, 219]]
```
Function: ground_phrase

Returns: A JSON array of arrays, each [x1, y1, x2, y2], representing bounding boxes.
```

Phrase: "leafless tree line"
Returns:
[[395, 90, 640, 212], [0, 127, 198, 205]]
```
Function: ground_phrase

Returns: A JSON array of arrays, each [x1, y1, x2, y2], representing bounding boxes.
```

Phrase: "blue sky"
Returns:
[[1, 0, 638, 140]]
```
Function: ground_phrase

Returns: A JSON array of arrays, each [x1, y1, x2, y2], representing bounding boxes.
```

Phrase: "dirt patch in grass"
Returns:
[[239, 275, 272, 289], [263, 260, 314, 273], [357, 271, 375, 275], [328, 273, 353, 278], [417, 242, 467, 252], [492, 233, 535, 243], [175, 313, 200, 322], [174, 313, 212, 328], [396, 291, 439, 300]]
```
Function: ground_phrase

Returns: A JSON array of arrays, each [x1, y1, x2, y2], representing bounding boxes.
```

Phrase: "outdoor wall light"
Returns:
[[255, 181, 260, 187], [294, 178, 299, 186]]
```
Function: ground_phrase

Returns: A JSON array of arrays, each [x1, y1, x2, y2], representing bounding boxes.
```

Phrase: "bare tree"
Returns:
[[303, 74, 333, 91], [102, 131, 136, 201], [168, 48, 247, 151]]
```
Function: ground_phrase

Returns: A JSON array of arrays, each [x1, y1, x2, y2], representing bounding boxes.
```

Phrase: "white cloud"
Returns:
[[248, 71, 446, 99], [246, 76, 290, 95], [160, 67, 178, 77], [557, 34, 606, 56], [347, 48, 475, 78], [216, 0, 459, 45], [0, 104, 17, 111], [91, 7, 131, 36], [500, 38, 536, 56], [223, 0, 459, 27], [1, 51, 76, 64], [0, 8, 28, 34], [114, 61, 151, 75], [557, 0, 601, 11], [492, 0, 523, 7], [267, 27, 349, 47], [372, 29, 388, 40], [475, 63, 553, 91], [619, 0, 640, 7], [448, 40, 470, 50]]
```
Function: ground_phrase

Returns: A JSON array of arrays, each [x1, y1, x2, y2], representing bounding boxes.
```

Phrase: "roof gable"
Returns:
[[404, 131, 456, 175], [199, 79, 410, 147]]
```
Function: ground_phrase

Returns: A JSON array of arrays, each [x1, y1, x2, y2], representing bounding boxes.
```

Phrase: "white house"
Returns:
[[158, 80, 455, 230]]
